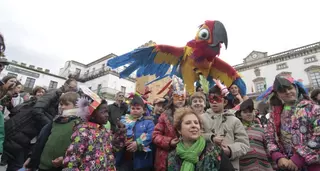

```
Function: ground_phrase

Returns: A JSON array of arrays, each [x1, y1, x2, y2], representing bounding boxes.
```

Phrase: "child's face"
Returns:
[[130, 104, 144, 118], [191, 97, 205, 113], [92, 103, 109, 125], [154, 103, 164, 115], [60, 101, 75, 111], [208, 93, 226, 113], [173, 94, 185, 108], [240, 109, 254, 122]]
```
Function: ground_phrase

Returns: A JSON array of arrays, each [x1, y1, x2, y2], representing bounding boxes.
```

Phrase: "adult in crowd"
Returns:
[[0, 33, 9, 74], [3, 86, 46, 171], [167, 107, 234, 171], [108, 91, 128, 132], [32, 77, 78, 130]]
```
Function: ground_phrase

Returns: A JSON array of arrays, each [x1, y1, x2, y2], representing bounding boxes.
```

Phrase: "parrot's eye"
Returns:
[[198, 29, 209, 40]]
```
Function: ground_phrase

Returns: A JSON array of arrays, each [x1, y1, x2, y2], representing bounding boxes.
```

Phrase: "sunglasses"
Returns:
[[208, 95, 224, 103], [173, 94, 185, 101]]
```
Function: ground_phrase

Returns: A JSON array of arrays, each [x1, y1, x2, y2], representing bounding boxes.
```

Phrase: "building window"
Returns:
[[48, 81, 58, 89], [304, 56, 317, 64], [253, 77, 266, 93], [309, 71, 320, 88], [276, 63, 288, 70], [24, 77, 36, 89], [121, 86, 126, 94], [7, 72, 17, 77], [255, 82, 266, 92], [305, 65, 320, 89]]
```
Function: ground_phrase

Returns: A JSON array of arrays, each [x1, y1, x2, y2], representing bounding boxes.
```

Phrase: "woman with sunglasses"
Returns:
[[200, 84, 250, 171], [262, 75, 320, 171]]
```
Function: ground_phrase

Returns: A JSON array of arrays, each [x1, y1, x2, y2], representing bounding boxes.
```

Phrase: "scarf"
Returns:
[[176, 136, 206, 171]]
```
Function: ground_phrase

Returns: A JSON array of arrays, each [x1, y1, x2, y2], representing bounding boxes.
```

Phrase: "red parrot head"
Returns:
[[193, 20, 228, 60]]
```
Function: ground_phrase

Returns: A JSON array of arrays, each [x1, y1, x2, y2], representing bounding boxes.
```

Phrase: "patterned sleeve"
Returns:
[[110, 127, 126, 152], [291, 103, 320, 165], [62, 126, 89, 171], [265, 110, 286, 162], [136, 120, 155, 151], [152, 114, 173, 150]]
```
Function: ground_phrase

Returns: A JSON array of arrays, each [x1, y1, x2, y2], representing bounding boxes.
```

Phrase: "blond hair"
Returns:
[[173, 107, 203, 133], [189, 92, 206, 103]]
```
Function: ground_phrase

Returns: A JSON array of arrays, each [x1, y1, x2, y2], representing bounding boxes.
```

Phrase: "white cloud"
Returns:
[[0, 0, 319, 74]]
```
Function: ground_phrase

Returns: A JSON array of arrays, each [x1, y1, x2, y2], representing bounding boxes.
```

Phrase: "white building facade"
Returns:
[[234, 42, 320, 98], [59, 53, 136, 103], [0, 60, 66, 92]]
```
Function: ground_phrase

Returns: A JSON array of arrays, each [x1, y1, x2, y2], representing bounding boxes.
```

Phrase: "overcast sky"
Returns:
[[0, 0, 319, 74]]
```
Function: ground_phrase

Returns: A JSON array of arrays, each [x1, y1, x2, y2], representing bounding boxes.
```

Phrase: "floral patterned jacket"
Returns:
[[265, 100, 320, 170], [62, 122, 126, 171]]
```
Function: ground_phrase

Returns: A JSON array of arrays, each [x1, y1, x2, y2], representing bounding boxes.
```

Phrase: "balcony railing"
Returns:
[[72, 67, 136, 82], [92, 87, 129, 99]]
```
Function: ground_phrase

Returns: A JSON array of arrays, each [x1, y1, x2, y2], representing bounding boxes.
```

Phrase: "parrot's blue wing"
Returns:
[[107, 45, 184, 79]]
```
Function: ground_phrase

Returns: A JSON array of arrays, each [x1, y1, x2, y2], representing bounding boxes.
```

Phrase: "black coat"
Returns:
[[32, 88, 63, 130], [3, 98, 38, 160], [108, 102, 128, 132]]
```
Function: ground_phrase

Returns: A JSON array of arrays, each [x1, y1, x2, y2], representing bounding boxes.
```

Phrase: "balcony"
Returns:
[[92, 87, 129, 100], [74, 67, 136, 83]]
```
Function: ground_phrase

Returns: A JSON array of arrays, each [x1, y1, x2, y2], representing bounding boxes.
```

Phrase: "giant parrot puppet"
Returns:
[[107, 20, 246, 95]]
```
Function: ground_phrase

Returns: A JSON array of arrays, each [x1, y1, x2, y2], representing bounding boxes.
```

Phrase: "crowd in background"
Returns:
[[0, 33, 320, 171]]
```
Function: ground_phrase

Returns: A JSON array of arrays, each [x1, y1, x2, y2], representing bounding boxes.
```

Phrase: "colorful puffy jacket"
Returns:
[[265, 100, 320, 171]]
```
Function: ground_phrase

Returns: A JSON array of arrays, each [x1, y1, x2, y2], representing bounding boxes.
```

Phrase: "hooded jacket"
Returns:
[[201, 109, 250, 170]]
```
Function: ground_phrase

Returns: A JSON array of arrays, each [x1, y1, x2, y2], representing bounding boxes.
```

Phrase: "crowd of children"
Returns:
[[1, 73, 319, 171]]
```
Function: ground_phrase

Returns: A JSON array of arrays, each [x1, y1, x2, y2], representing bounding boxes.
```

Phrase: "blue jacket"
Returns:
[[116, 115, 154, 170]]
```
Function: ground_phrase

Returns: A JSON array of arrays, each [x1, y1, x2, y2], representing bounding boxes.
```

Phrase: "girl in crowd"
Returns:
[[167, 107, 235, 171], [152, 76, 186, 171], [62, 88, 126, 170], [263, 75, 320, 171], [226, 84, 248, 109], [235, 98, 273, 171]]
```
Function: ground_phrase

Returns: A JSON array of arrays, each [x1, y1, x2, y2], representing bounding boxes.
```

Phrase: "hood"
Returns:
[[205, 108, 236, 116]]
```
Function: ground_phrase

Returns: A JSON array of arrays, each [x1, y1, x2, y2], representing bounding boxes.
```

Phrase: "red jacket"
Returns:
[[152, 109, 177, 171]]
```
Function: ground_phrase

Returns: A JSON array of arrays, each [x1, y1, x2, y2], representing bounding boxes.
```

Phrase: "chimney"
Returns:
[[21, 62, 27, 66], [29, 65, 35, 69], [45, 69, 50, 73], [37, 67, 43, 71]]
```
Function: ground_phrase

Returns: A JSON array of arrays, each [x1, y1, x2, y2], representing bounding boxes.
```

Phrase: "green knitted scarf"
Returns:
[[176, 136, 206, 171]]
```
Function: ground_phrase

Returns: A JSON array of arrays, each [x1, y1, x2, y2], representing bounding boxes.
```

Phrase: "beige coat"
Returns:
[[201, 109, 250, 170]]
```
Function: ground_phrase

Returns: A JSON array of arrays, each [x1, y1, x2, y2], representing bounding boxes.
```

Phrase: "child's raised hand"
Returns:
[[127, 141, 138, 152], [52, 156, 63, 168], [212, 136, 224, 146], [116, 118, 125, 128], [170, 138, 180, 147]]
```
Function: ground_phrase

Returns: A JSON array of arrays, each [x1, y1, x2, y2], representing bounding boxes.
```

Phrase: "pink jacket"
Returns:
[[265, 100, 320, 171]]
